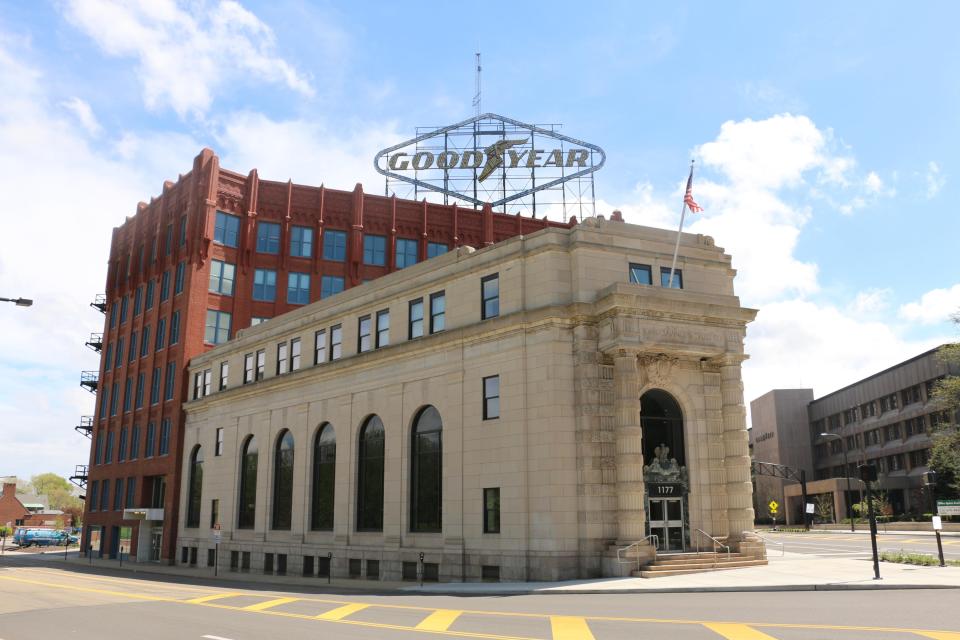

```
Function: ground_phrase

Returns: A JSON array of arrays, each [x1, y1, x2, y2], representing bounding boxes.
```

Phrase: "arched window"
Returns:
[[311, 423, 336, 531], [186, 445, 203, 528], [356, 415, 385, 532], [238, 435, 258, 529], [410, 406, 442, 532], [272, 430, 295, 530], [640, 389, 686, 468]]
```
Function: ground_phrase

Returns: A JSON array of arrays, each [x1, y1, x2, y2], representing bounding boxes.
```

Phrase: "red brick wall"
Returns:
[[0, 483, 28, 527]]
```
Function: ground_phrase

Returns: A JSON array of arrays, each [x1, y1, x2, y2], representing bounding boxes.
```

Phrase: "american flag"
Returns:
[[684, 166, 703, 213]]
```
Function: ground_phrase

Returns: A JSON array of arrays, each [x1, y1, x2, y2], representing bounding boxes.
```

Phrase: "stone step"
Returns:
[[651, 554, 751, 565], [633, 560, 768, 578], [641, 559, 766, 571]]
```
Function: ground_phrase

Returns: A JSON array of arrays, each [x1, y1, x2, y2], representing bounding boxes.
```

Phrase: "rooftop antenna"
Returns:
[[472, 51, 481, 117]]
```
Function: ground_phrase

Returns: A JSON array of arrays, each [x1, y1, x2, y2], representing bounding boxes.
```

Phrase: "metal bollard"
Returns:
[[327, 552, 332, 585]]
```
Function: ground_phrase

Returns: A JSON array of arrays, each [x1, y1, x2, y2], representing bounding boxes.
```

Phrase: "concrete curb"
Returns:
[[405, 583, 960, 596]]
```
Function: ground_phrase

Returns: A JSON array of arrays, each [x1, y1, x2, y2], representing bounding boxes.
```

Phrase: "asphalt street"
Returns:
[[1, 554, 959, 640], [761, 531, 960, 560]]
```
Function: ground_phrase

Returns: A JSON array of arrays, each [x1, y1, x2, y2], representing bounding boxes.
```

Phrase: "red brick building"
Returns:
[[0, 482, 30, 528], [82, 148, 573, 563]]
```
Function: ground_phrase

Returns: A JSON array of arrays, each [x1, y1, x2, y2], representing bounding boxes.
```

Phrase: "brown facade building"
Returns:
[[81, 148, 570, 563]]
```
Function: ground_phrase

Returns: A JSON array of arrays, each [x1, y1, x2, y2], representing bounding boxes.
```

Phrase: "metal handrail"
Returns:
[[616, 534, 659, 572], [746, 531, 785, 557], [694, 529, 730, 567]]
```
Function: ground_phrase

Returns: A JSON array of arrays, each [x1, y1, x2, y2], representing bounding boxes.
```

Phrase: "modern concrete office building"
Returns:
[[750, 347, 958, 524], [177, 216, 760, 582]]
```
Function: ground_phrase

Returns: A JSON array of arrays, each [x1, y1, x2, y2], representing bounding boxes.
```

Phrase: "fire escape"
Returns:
[[80, 371, 99, 393], [84, 332, 103, 353], [75, 415, 93, 438], [75, 294, 106, 504], [69, 464, 88, 495]]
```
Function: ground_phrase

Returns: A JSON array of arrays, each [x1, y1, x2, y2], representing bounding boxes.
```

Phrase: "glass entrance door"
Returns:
[[149, 528, 162, 563], [648, 497, 685, 551]]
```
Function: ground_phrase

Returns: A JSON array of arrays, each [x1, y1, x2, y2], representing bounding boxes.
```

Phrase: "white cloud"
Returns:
[[847, 288, 892, 316], [864, 171, 884, 193], [60, 97, 101, 135], [899, 283, 960, 325], [63, 0, 313, 117], [926, 161, 945, 199]]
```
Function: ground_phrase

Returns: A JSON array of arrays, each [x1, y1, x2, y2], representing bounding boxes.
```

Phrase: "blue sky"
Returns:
[[0, 1, 957, 481]]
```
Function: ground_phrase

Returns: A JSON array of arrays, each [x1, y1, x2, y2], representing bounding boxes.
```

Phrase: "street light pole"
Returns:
[[0, 297, 33, 307], [924, 471, 946, 567], [820, 432, 855, 532]]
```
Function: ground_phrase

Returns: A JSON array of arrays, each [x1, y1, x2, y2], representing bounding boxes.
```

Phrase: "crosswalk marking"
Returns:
[[550, 616, 595, 640], [242, 597, 299, 611], [416, 609, 463, 631], [913, 632, 960, 640], [316, 602, 370, 620], [185, 593, 242, 604], [703, 622, 780, 639]]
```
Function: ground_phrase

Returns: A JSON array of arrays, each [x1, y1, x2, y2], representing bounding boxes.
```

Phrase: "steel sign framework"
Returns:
[[374, 113, 605, 221]]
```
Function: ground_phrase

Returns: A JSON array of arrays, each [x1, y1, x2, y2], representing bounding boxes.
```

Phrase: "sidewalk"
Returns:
[[4, 548, 959, 595]]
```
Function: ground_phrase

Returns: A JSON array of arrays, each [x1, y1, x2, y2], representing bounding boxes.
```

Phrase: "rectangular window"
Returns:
[[105, 430, 114, 463], [100, 385, 109, 420], [165, 224, 173, 255], [110, 382, 119, 416], [205, 310, 232, 345], [155, 317, 166, 350], [244, 353, 254, 383], [483, 375, 500, 420], [110, 302, 117, 328], [256, 221, 281, 254], [159, 419, 171, 455], [104, 344, 113, 372], [145, 280, 155, 310], [130, 425, 140, 460], [276, 341, 288, 375], [395, 238, 418, 269], [363, 234, 386, 266], [170, 311, 180, 347], [409, 298, 424, 339], [660, 267, 683, 289], [128, 332, 137, 363], [140, 326, 150, 357], [368, 308, 388, 350], [211, 499, 220, 528], [145, 422, 156, 457], [219, 361, 229, 390], [209, 260, 236, 295], [481, 274, 499, 320], [290, 225, 313, 257], [133, 286, 143, 316], [164, 363, 176, 401], [119, 295, 128, 324], [113, 479, 123, 511], [160, 270, 170, 301], [287, 272, 310, 304], [358, 315, 372, 352], [330, 324, 342, 360], [214, 211, 240, 247], [483, 488, 500, 533], [430, 291, 445, 333], [135, 373, 145, 408], [253, 268, 277, 301], [427, 242, 448, 258], [629, 263, 652, 285], [215, 428, 224, 456], [179, 215, 187, 247], [100, 481, 109, 513], [174, 261, 186, 294], [118, 427, 128, 462], [90, 480, 99, 511], [123, 378, 133, 412], [314, 329, 327, 364], [290, 338, 301, 371], [320, 275, 344, 299], [202, 369, 212, 396], [125, 477, 136, 508], [95, 432, 103, 464], [256, 349, 265, 381], [150, 367, 161, 405], [322, 229, 347, 261]]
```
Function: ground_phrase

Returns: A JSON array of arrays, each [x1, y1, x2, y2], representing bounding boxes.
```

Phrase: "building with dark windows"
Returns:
[[749, 347, 959, 525], [178, 217, 761, 582], [80, 148, 569, 564]]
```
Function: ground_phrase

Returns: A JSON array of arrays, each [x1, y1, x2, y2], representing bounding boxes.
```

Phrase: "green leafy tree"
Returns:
[[930, 311, 960, 498], [30, 473, 71, 497]]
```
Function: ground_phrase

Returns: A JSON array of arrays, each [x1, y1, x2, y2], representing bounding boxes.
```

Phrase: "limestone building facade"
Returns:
[[178, 217, 758, 581]]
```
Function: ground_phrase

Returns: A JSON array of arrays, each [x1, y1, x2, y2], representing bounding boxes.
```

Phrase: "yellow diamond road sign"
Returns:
[[768, 500, 779, 512]]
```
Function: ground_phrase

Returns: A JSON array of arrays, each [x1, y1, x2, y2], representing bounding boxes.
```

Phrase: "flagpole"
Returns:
[[667, 160, 694, 289]]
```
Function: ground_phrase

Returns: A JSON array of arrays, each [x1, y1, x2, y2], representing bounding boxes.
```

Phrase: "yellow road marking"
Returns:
[[316, 602, 370, 620], [0, 574, 172, 602], [914, 633, 960, 640], [185, 593, 243, 604], [417, 610, 463, 631], [704, 623, 779, 639], [550, 616, 595, 640], [243, 596, 300, 611], [25, 568, 216, 593]]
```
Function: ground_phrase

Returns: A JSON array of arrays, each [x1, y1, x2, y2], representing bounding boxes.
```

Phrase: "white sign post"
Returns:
[[211, 523, 222, 576], [932, 516, 943, 531], [805, 503, 816, 515]]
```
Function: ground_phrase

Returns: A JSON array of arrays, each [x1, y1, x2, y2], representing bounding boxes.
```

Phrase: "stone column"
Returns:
[[721, 357, 754, 542], [613, 350, 646, 544]]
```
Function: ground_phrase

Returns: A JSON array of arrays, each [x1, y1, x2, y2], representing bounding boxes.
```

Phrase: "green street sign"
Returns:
[[937, 499, 960, 516]]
